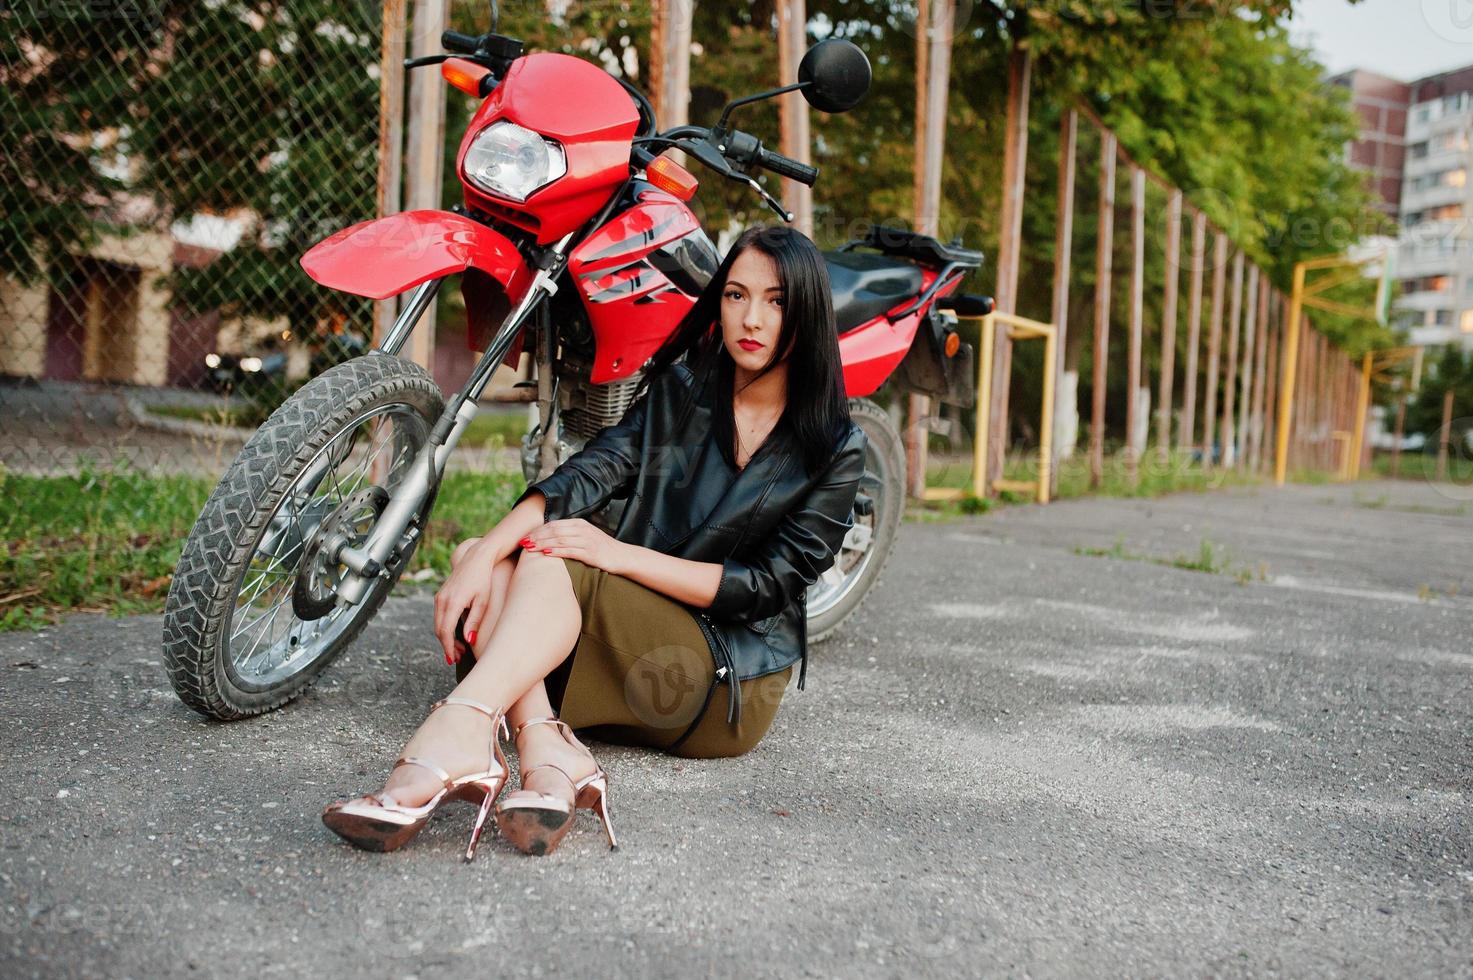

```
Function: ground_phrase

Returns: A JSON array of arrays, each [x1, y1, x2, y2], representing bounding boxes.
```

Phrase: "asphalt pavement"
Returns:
[[2, 478, 1470, 978]]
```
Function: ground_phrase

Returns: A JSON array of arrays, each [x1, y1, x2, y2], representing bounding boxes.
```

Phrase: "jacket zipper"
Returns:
[[694, 609, 742, 724]]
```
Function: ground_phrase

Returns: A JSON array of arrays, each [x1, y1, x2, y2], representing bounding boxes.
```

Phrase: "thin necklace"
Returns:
[[733, 398, 783, 468]]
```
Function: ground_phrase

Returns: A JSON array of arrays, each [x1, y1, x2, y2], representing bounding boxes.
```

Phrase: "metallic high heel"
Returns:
[[494, 716, 618, 855], [321, 696, 511, 862]]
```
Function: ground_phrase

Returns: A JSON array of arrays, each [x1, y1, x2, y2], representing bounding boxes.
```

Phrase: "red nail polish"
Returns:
[[467, 630, 477, 646], [542, 548, 551, 554], [520, 538, 532, 547]]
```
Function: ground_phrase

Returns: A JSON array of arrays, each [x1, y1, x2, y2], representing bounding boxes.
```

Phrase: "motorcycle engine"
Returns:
[[518, 358, 644, 535], [518, 353, 645, 517]]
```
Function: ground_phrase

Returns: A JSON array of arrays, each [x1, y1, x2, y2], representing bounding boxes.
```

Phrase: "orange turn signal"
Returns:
[[943, 329, 961, 357], [442, 57, 491, 97], [646, 156, 699, 201]]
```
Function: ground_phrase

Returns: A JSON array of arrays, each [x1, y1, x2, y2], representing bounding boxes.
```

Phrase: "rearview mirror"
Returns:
[[799, 39, 872, 114]]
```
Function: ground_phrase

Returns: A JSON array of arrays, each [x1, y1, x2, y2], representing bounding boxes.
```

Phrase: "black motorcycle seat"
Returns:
[[823, 251, 924, 332]]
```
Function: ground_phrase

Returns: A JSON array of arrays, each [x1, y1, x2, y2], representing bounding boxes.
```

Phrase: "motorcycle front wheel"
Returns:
[[162, 354, 444, 719]]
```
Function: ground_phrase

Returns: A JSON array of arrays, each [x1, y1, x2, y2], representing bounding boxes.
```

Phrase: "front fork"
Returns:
[[332, 234, 573, 608]]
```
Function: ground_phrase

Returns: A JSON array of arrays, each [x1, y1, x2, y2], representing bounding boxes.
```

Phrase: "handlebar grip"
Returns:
[[442, 30, 480, 54], [757, 148, 818, 187]]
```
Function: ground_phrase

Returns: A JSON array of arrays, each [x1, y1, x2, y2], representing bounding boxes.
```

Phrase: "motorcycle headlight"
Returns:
[[204, 353, 221, 368], [241, 357, 263, 373], [462, 121, 567, 202]]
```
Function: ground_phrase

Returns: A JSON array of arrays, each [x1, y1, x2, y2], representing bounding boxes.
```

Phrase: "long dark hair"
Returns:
[[634, 225, 851, 476]]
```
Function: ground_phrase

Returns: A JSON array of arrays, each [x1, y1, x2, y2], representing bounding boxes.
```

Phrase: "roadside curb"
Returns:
[[124, 396, 254, 444]]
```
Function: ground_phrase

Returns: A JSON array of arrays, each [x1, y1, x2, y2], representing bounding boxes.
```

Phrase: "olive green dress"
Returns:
[[541, 557, 791, 759]]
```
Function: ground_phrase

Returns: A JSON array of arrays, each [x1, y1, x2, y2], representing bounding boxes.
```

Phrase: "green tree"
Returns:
[[0, 5, 159, 282], [1407, 345, 1473, 442]]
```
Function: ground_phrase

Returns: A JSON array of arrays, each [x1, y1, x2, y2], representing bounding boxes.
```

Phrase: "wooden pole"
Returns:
[[1392, 394, 1406, 477], [1237, 265, 1260, 468], [1089, 130, 1117, 490], [1179, 211, 1206, 454], [667, 1, 692, 131], [648, 0, 665, 123], [1301, 328, 1312, 472], [1157, 190, 1182, 463], [777, 0, 813, 237], [1262, 309, 1279, 474], [1220, 250, 1244, 468], [1274, 263, 1307, 485], [1437, 389, 1454, 481], [1049, 108, 1077, 496], [1125, 166, 1145, 484], [1310, 334, 1324, 470], [403, 0, 449, 374], [650, 0, 691, 165], [904, 0, 928, 500], [1202, 234, 1227, 468], [908, 0, 955, 499], [986, 40, 1032, 494], [1351, 351, 1372, 480], [1248, 283, 1271, 471], [374, 0, 408, 346]]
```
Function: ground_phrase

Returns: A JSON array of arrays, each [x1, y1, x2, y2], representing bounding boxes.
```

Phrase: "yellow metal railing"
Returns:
[[922, 311, 1058, 505]]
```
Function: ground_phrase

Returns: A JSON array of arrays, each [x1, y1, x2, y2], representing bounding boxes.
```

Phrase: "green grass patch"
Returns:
[[919, 449, 1262, 520], [1073, 534, 1269, 584], [1369, 451, 1473, 484], [147, 403, 253, 427], [147, 404, 531, 453], [0, 466, 527, 631], [454, 411, 531, 450]]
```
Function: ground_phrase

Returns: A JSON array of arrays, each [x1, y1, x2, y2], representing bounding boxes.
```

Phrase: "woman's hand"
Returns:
[[432, 537, 505, 666], [520, 518, 629, 574]]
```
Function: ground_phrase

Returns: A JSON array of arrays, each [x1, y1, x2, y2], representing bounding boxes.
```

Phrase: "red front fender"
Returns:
[[300, 210, 534, 302]]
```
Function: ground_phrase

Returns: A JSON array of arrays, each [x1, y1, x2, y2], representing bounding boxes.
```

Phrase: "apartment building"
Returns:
[[1336, 65, 1473, 351]]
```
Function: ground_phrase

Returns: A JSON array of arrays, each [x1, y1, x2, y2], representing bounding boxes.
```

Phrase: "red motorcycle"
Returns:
[[162, 10, 988, 719]]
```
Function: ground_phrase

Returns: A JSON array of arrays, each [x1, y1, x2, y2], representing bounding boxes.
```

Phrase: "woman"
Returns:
[[322, 225, 868, 860]]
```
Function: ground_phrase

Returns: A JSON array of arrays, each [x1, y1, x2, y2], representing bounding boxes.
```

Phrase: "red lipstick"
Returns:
[[738, 339, 763, 350]]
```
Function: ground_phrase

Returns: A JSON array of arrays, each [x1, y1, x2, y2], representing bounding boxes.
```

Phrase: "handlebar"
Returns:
[[704, 127, 819, 186], [442, 30, 480, 55], [755, 146, 818, 187]]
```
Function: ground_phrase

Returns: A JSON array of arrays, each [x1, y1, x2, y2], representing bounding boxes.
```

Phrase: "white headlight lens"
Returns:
[[204, 353, 221, 368], [241, 357, 263, 373], [462, 121, 567, 202]]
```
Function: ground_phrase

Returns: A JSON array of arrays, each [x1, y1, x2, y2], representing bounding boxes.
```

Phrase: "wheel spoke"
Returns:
[[222, 402, 430, 689]]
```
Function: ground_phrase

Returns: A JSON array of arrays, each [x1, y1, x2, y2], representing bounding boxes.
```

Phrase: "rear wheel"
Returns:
[[805, 397, 905, 642], [162, 354, 444, 719]]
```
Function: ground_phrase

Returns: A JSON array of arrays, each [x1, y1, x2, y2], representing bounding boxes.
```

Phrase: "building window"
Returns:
[[1433, 130, 1470, 152], [1449, 169, 1467, 188], [1436, 309, 1455, 325], [1410, 141, 1430, 159], [1404, 276, 1455, 294], [1462, 310, 1473, 333]]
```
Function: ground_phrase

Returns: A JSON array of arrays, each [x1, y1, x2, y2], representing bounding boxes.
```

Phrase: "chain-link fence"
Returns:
[[2, 1, 388, 476]]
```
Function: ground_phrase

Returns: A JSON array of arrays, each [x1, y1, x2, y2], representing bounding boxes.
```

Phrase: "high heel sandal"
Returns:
[[494, 716, 618, 855], [321, 697, 511, 862]]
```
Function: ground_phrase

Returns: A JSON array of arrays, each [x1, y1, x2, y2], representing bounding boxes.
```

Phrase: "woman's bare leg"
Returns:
[[502, 676, 602, 806], [374, 548, 582, 807], [447, 542, 601, 804]]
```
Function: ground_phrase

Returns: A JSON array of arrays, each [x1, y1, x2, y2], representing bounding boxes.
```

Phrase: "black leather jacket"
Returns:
[[512, 356, 867, 724]]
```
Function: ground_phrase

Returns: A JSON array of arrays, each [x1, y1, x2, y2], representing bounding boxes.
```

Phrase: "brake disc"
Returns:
[[292, 485, 391, 621]]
